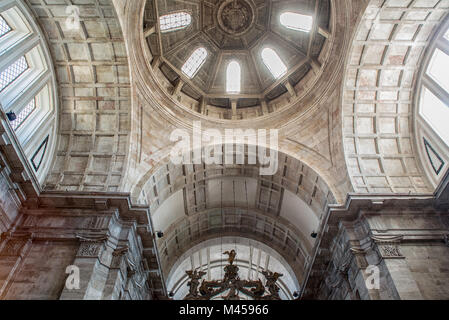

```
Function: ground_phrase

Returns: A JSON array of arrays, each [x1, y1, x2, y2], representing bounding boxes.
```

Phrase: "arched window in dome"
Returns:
[[280, 12, 313, 33], [261, 48, 287, 79], [181, 47, 207, 79], [159, 12, 192, 33], [226, 61, 241, 93], [0, 15, 11, 38]]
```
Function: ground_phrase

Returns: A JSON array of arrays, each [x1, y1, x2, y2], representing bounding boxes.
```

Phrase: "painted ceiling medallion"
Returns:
[[217, 0, 255, 36]]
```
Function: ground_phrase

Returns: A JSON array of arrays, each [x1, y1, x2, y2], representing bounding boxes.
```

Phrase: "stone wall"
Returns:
[[304, 176, 449, 300], [0, 194, 166, 300]]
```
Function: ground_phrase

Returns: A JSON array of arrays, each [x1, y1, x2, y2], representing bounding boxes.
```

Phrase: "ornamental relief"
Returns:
[[77, 242, 103, 257], [372, 235, 404, 259], [378, 244, 403, 259]]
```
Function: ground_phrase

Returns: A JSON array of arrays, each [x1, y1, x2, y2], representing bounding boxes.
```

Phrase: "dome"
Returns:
[[143, 0, 331, 120]]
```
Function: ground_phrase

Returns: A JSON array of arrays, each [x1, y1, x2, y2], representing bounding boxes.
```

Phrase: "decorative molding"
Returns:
[[76, 234, 108, 242], [371, 235, 404, 243]]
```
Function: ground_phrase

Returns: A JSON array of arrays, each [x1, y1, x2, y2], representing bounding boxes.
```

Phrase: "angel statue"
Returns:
[[262, 270, 283, 299], [223, 250, 237, 265], [184, 269, 207, 299]]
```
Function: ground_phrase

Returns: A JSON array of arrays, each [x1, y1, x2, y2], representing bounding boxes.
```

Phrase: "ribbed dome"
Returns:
[[143, 0, 331, 120]]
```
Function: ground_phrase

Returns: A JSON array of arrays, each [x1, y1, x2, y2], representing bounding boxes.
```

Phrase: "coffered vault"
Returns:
[[342, 0, 448, 194], [26, 0, 132, 193]]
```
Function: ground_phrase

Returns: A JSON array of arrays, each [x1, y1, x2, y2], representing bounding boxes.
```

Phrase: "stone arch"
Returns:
[[129, 143, 337, 288]]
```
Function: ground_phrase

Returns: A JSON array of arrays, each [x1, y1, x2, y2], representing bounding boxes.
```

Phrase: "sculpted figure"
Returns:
[[185, 270, 207, 297], [223, 250, 237, 265]]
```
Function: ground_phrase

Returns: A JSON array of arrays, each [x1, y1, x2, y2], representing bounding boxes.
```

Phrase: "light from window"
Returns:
[[421, 87, 449, 146], [280, 12, 313, 33], [10, 98, 36, 130], [181, 47, 207, 78], [427, 48, 449, 93], [444, 28, 449, 41], [159, 12, 192, 32], [0, 15, 11, 38], [226, 61, 241, 93], [0, 56, 29, 92], [261, 48, 287, 79]]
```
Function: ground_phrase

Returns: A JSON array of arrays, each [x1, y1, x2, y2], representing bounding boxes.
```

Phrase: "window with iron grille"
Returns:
[[159, 12, 191, 32], [181, 47, 207, 79], [0, 15, 11, 38], [10, 98, 36, 131], [0, 56, 29, 92]]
